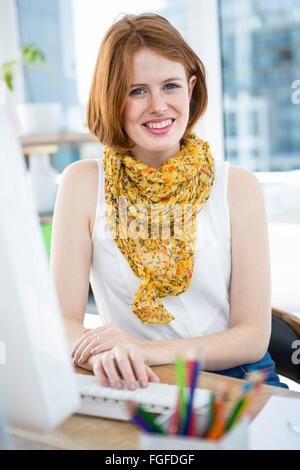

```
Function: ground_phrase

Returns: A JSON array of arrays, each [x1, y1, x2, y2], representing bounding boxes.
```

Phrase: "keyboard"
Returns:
[[74, 374, 212, 421]]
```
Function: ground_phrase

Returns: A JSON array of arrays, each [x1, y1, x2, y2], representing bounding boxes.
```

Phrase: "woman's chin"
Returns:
[[143, 136, 180, 153]]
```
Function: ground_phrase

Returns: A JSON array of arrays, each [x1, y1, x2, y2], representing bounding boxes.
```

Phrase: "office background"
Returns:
[[1, 0, 299, 386]]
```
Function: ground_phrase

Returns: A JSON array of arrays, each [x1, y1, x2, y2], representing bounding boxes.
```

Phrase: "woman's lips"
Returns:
[[143, 119, 175, 135]]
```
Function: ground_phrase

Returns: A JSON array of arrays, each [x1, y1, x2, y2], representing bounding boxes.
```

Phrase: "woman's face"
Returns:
[[123, 48, 196, 168]]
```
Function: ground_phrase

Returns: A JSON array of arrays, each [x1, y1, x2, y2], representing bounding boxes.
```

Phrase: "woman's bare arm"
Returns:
[[50, 159, 98, 369]]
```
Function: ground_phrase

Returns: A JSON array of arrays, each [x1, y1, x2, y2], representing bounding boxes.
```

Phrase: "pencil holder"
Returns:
[[139, 414, 249, 450]]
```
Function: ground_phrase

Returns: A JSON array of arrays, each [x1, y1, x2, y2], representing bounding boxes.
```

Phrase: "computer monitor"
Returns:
[[0, 99, 79, 433]]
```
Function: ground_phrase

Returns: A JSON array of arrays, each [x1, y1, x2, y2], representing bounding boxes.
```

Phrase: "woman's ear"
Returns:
[[188, 75, 197, 102]]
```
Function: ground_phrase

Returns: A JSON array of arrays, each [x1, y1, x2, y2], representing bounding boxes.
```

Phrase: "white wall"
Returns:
[[0, 0, 24, 103]]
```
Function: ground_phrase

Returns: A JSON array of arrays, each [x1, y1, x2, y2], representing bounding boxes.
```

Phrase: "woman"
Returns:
[[50, 13, 287, 389]]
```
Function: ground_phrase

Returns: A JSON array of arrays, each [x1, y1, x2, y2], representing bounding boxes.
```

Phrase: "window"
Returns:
[[218, 0, 300, 325], [219, 0, 300, 172]]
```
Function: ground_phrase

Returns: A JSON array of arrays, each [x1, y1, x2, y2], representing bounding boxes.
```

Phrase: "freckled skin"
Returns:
[[123, 47, 196, 169]]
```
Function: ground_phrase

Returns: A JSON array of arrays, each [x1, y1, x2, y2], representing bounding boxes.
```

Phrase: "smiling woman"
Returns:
[[86, 13, 207, 155], [50, 12, 288, 391]]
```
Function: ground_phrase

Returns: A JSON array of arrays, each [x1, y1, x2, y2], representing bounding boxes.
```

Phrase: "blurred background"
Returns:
[[0, 0, 299, 378]]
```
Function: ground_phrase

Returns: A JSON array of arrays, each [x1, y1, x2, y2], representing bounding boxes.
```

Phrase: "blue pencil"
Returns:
[[126, 401, 154, 433], [131, 411, 154, 433], [182, 360, 201, 436]]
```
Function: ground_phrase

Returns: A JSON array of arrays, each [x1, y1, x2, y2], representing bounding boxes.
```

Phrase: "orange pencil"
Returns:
[[206, 383, 230, 440], [206, 396, 226, 440]]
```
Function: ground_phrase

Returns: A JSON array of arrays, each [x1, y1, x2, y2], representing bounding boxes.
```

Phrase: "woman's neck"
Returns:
[[130, 142, 180, 169]]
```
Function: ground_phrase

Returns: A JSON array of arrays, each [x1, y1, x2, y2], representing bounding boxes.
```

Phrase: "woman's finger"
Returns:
[[71, 330, 96, 357], [93, 356, 110, 387], [114, 348, 138, 391], [145, 365, 160, 384], [128, 348, 149, 389], [102, 351, 124, 389], [73, 335, 98, 365], [77, 336, 105, 365], [90, 341, 117, 356]]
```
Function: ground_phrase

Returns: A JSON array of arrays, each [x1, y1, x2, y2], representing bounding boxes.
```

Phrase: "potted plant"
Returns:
[[0, 42, 62, 135]]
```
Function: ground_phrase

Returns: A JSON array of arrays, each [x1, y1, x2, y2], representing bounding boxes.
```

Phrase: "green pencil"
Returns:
[[136, 405, 165, 434], [204, 391, 215, 437], [225, 382, 253, 431], [175, 356, 186, 431]]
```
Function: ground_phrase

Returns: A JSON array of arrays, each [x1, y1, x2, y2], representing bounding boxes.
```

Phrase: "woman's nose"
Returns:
[[148, 91, 168, 115]]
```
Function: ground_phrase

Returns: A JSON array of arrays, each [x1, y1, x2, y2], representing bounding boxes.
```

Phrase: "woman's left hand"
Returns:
[[71, 323, 150, 367]]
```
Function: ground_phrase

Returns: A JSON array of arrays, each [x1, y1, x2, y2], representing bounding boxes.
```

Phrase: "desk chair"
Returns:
[[269, 307, 300, 384]]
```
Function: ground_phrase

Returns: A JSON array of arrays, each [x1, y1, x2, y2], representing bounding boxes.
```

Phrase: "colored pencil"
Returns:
[[175, 356, 186, 432], [126, 401, 154, 433], [136, 405, 165, 434], [168, 394, 181, 435], [206, 385, 229, 440], [187, 408, 197, 437], [131, 413, 154, 433], [182, 360, 201, 436], [233, 381, 263, 424], [186, 359, 195, 388], [206, 396, 226, 439], [225, 381, 253, 432], [204, 391, 216, 437]]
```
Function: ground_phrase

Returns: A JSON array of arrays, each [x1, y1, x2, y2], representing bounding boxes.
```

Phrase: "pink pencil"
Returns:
[[169, 394, 181, 435], [187, 408, 197, 437]]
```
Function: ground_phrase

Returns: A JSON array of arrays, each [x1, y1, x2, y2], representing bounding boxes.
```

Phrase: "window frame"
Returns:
[[187, 0, 225, 161]]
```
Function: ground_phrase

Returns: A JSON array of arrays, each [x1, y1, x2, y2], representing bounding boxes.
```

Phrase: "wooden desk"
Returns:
[[10, 366, 300, 450]]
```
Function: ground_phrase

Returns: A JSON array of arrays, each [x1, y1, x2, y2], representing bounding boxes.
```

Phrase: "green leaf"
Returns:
[[0, 61, 16, 91], [0, 42, 52, 92], [1, 60, 17, 71], [4, 71, 13, 91], [21, 43, 46, 66]]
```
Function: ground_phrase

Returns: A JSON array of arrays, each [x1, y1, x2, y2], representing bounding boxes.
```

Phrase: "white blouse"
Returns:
[[90, 157, 231, 341]]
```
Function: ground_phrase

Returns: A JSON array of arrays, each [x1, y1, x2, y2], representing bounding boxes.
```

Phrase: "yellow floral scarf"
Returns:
[[103, 132, 215, 324]]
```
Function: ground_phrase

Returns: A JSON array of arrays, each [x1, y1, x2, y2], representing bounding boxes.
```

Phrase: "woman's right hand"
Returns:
[[91, 344, 160, 390]]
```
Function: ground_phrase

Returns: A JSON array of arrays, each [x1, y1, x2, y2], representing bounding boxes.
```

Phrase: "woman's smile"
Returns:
[[142, 118, 175, 135]]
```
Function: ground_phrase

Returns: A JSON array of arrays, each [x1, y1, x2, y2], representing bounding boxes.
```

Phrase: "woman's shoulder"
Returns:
[[60, 159, 99, 237], [60, 159, 99, 209], [227, 163, 261, 199], [227, 163, 265, 225], [61, 158, 99, 181]]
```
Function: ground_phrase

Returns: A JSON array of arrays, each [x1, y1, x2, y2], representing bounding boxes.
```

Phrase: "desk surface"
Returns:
[[10, 366, 300, 450]]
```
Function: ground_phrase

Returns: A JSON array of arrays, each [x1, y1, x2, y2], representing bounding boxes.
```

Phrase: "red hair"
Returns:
[[87, 13, 208, 152]]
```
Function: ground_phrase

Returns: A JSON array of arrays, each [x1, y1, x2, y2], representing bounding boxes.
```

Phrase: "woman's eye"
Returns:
[[130, 83, 179, 96], [130, 88, 144, 96], [165, 83, 179, 90]]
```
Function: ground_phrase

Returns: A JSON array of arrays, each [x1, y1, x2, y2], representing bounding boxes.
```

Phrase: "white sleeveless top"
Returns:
[[90, 157, 231, 340]]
